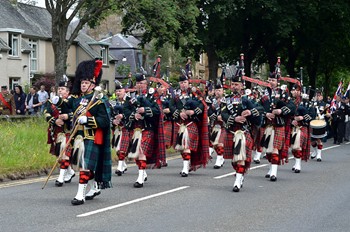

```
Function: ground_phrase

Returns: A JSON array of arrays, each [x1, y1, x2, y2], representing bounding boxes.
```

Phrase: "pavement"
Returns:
[[1, 140, 350, 232]]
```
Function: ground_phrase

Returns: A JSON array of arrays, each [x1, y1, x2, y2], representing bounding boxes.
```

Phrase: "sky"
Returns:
[[34, 0, 45, 8]]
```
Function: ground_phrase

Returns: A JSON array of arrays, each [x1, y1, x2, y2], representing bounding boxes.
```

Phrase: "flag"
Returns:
[[344, 82, 350, 98], [330, 80, 343, 113]]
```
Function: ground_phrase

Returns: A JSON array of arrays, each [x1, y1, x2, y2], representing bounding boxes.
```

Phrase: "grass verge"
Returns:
[[0, 117, 55, 180]]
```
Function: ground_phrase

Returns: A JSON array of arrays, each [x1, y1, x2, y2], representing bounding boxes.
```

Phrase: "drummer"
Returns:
[[310, 90, 329, 161]]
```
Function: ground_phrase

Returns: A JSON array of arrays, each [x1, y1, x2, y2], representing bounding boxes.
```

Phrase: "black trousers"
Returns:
[[332, 120, 345, 143]]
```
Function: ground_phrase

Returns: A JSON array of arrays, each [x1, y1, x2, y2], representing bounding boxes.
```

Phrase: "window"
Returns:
[[199, 53, 204, 65], [10, 78, 20, 90], [100, 46, 108, 65], [8, 33, 19, 56], [29, 39, 38, 71]]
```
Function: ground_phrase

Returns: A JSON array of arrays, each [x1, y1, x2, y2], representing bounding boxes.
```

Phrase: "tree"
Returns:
[[45, 0, 117, 83], [119, 0, 200, 56]]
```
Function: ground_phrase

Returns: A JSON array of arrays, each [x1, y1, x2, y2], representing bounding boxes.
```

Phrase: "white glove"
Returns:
[[78, 116, 88, 124], [52, 96, 59, 105]]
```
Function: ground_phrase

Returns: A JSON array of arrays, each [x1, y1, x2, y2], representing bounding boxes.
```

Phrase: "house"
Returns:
[[100, 33, 149, 79], [0, 0, 117, 93]]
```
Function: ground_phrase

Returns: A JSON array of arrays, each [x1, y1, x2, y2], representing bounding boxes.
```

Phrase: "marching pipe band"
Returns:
[[43, 55, 346, 206]]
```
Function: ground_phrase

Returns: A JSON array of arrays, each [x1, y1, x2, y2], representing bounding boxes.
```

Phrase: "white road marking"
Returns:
[[323, 145, 340, 150], [76, 186, 190, 218], [0, 176, 57, 189]]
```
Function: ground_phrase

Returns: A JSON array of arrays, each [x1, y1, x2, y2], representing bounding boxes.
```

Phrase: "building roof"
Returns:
[[75, 32, 117, 62], [100, 33, 141, 49], [0, 1, 117, 61], [0, 1, 52, 39], [21, 38, 33, 53], [0, 38, 11, 51]]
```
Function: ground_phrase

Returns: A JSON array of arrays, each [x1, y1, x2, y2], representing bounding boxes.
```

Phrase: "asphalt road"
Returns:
[[1, 141, 350, 232]]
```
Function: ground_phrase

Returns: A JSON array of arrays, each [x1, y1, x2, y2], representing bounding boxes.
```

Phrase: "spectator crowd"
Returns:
[[0, 85, 50, 116]]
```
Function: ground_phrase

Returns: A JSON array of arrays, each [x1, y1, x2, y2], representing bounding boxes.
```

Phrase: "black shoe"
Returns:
[[232, 186, 240, 192], [254, 160, 260, 164], [134, 182, 143, 188], [270, 176, 277, 181], [55, 180, 63, 187], [337, 142, 341, 145], [85, 191, 101, 200], [311, 156, 316, 159], [292, 167, 295, 171], [64, 173, 75, 183], [115, 170, 123, 176], [344, 139, 349, 142], [213, 165, 222, 169], [265, 174, 270, 178], [333, 141, 337, 144], [317, 158, 322, 162], [161, 162, 168, 167], [294, 169, 300, 173], [180, 172, 188, 177], [71, 198, 85, 205]]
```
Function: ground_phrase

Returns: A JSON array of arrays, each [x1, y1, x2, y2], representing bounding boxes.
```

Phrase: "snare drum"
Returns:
[[310, 120, 327, 138]]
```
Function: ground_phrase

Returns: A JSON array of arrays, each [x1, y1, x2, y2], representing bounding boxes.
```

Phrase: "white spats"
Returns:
[[181, 160, 189, 175], [294, 158, 301, 173], [136, 170, 146, 185], [253, 151, 261, 163], [310, 146, 317, 159], [266, 164, 272, 178], [57, 169, 66, 183], [270, 164, 278, 180], [214, 155, 224, 168], [74, 183, 87, 201], [86, 181, 101, 199], [234, 173, 243, 189], [117, 160, 127, 172], [209, 147, 214, 159], [316, 148, 322, 161], [123, 160, 128, 171], [233, 173, 243, 192], [64, 166, 75, 182]]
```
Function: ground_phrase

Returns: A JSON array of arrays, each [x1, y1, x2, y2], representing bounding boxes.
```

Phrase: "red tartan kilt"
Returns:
[[173, 122, 199, 151], [218, 128, 226, 144], [209, 124, 226, 145], [141, 130, 154, 158], [118, 128, 130, 154], [129, 130, 155, 159], [259, 126, 285, 150], [281, 124, 291, 160], [251, 125, 261, 150], [273, 126, 285, 150], [302, 127, 311, 161], [164, 121, 173, 148], [224, 130, 253, 161], [299, 127, 308, 150]]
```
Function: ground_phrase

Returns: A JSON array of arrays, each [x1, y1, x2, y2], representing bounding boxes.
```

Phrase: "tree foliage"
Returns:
[[45, 0, 117, 83], [193, 0, 350, 94], [119, 0, 200, 52]]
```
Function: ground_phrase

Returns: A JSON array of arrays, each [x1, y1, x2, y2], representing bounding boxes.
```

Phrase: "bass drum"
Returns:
[[310, 120, 327, 138]]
